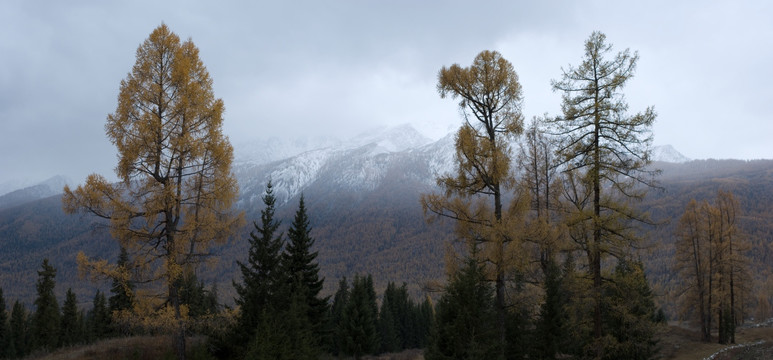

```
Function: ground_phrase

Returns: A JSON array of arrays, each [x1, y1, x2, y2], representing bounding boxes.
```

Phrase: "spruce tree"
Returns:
[[9, 301, 28, 358], [378, 294, 399, 354], [32, 258, 60, 351], [328, 277, 350, 355], [60, 288, 80, 347], [342, 274, 378, 359], [233, 180, 285, 348], [282, 194, 329, 343], [108, 247, 134, 315], [417, 295, 434, 349], [0, 287, 8, 358], [426, 255, 499, 360], [88, 290, 109, 341], [179, 269, 218, 318], [534, 259, 567, 359], [246, 280, 318, 360], [603, 258, 660, 360]]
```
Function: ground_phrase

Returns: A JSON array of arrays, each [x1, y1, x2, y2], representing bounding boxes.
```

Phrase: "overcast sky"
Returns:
[[1, 0, 771, 186]]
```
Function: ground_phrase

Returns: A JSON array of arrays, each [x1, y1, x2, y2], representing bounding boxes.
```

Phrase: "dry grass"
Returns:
[[24, 327, 773, 360], [659, 323, 773, 360], [25, 336, 208, 360]]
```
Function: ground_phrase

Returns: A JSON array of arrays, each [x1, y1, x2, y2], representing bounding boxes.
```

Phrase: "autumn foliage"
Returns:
[[62, 24, 241, 359]]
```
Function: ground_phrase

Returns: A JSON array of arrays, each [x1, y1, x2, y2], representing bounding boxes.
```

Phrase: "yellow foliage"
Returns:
[[61, 24, 243, 350], [423, 50, 527, 352]]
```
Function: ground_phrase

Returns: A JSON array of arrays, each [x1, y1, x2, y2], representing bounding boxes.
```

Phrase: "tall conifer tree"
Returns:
[[32, 258, 60, 351], [282, 194, 329, 343], [60, 288, 81, 347], [62, 24, 242, 359], [88, 291, 109, 341], [603, 259, 660, 359], [342, 274, 378, 359], [548, 31, 657, 356], [423, 50, 526, 356], [378, 294, 399, 353], [426, 252, 499, 360], [0, 287, 8, 357], [108, 247, 134, 315], [329, 277, 350, 356], [9, 301, 28, 358], [234, 180, 285, 347]]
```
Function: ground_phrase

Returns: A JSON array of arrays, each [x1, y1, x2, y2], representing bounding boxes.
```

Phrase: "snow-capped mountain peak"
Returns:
[[0, 175, 73, 210], [651, 145, 690, 163]]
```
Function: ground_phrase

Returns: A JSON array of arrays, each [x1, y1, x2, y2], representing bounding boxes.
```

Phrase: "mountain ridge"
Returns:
[[2, 125, 769, 312]]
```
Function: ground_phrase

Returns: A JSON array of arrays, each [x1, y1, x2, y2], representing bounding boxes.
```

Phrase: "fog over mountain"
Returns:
[[0, 125, 691, 201], [231, 124, 691, 207], [0, 175, 71, 210], [0, 124, 771, 309]]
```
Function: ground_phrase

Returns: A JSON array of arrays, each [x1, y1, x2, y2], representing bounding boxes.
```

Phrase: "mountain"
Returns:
[[0, 175, 72, 210], [0, 178, 37, 197], [651, 144, 690, 163], [234, 124, 435, 207], [1, 125, 771, 317]]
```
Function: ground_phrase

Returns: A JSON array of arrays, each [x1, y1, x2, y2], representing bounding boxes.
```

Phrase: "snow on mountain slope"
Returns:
[[233, 124, 439, 206], [231, 125, 693, 210], [233, 136, 343, 165], [349, 124, 433, 154], [0, 178, 37, 197], [651, 145, 690, 163], [0, 175, 72, 209]]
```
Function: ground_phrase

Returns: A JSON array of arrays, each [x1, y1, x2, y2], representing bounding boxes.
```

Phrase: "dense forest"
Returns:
[[1, 25, 773, 360]]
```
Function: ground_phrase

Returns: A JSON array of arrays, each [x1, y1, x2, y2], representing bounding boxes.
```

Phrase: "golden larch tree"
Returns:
[[675, 191, 749, 344], [421, 50, 525, 357], [547, 31, 658, 357], [62, 24, 242, 360]]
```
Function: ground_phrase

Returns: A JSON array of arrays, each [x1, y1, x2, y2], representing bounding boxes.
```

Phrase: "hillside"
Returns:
[[1, 128, 771, 320]]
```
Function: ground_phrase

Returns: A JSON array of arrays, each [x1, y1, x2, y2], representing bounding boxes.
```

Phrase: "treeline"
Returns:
[[0, 257, 217, 359], [213, 182, 432, 359]]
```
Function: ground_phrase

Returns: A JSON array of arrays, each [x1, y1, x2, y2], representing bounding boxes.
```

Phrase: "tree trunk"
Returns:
[[592, 90, 603, 359], [171, 280, 186, 360], [729, 233, 736, 344], [494, 182, 506, 360]]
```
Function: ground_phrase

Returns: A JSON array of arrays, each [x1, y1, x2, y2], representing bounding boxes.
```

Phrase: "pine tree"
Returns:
[[178, 269, 218, 318], [9, 301, 28, 358], [378, 294, 399, 353], [246, 280, 318, 360], [32, 258, 60, 351], [602, 258, 660, 360], [233, 180, 285, 349], [108, 247, 134, 315], [329, 277, 350, 356], [60, 288, 80, 347], [426, 255, 499, 360], [282, 194, 329, 344], [534, 259, 567, 359], [342, 274, 378, 359], [0, 287, 8, 358], [417, 296, 434, 349], [88, 291, 109, 341]]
